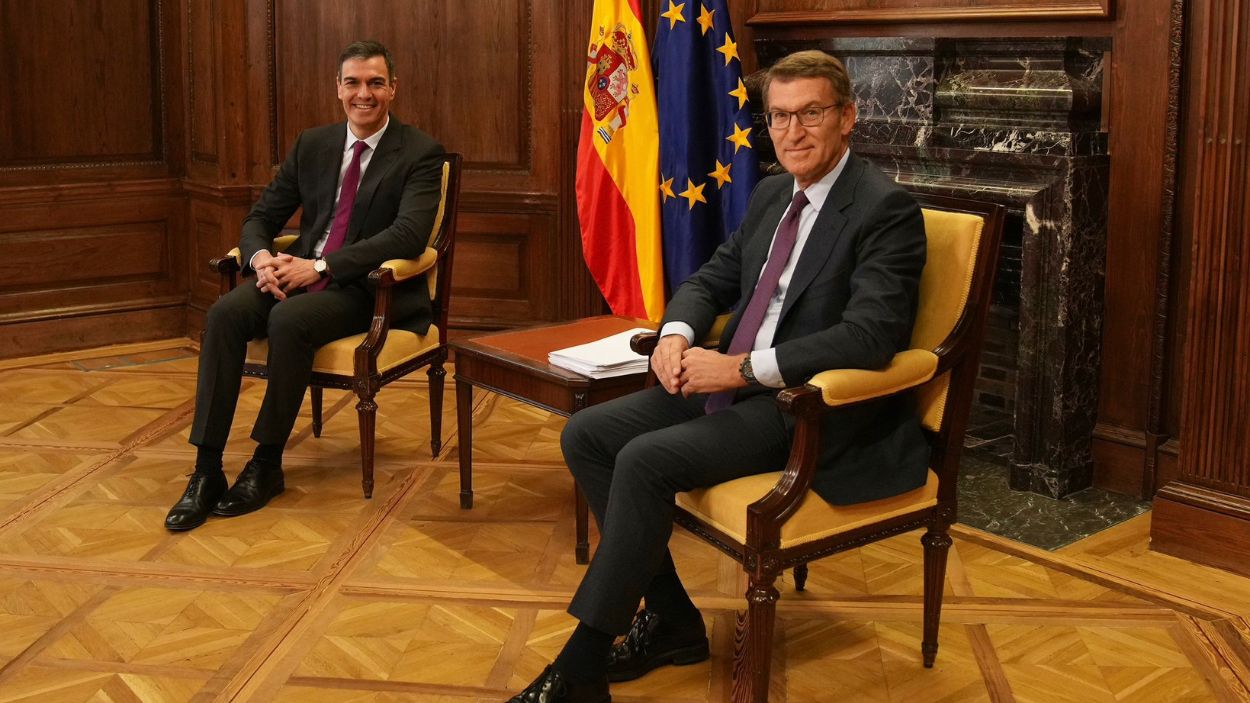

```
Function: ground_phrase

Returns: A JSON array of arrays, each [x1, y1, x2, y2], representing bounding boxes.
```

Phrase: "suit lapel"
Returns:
[[347, 117, 403, 243], [777, 154, 863, 323], [309, 124, 348, 256]]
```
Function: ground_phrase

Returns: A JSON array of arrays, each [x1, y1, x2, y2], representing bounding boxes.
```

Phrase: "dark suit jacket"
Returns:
[[662, 153, 929, 505], [239, 116, 446, 334]]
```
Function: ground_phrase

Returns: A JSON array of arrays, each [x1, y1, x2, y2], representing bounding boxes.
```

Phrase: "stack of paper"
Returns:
[[548, 328, 653, 379]]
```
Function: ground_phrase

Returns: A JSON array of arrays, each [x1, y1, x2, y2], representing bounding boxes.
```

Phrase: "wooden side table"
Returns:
[[450, 315, 656, 564]]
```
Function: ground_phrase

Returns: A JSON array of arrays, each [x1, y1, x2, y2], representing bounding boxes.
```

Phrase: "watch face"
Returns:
[[314, 259, 327, 273]]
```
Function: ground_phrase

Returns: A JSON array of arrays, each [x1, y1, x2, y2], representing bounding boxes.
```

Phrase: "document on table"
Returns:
[[548, 328, 653, 379]]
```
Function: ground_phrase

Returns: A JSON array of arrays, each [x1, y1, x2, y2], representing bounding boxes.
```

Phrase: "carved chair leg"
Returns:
[[793, 562, 808, 592], [428, 355, 446, 458], [356, 394, 377, 499], [310, 386, 323, 438], [732, 571, 780, 703], [921, 525, 953, 668]]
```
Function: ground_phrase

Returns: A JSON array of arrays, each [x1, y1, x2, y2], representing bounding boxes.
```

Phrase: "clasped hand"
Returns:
[[650, 334, 747, 397], [252, 252, 321, 301]]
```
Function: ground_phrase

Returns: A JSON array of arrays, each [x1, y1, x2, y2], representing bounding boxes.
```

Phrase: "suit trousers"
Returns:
[[560, 385, 795, 634], [189, 282, 374, 450]]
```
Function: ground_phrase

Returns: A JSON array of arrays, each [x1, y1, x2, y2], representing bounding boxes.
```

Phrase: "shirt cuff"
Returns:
[[247, 249, 267, 271], [658, 322, 695, 346], [751, 349, 786, 388]]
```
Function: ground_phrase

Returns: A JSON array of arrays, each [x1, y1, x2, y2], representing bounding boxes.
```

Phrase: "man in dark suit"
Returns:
[[165, 40, 445, 531], [511, 51, 927, 702]]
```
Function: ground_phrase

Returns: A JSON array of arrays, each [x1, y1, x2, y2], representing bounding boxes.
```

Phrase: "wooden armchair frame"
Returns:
[[210, 152, 463, 499], [630, 193, 1005, 702]]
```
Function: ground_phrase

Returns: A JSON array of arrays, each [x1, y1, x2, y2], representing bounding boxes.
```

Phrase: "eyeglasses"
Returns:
[[765, 104, 841, 129]]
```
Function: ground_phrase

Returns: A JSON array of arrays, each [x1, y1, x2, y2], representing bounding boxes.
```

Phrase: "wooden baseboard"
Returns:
[[0, 306, 187, 360], [1091, 425, 1181, 499], [1151, 483, 1250, 578], [1092, 434, 1145, 497]]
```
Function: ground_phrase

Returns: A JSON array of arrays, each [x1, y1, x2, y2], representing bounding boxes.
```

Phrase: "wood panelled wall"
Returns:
[[0, 0, 604, 360], [0, 0, 1233, 513], [0, 0, 187, 356], [183, 0, 603, 334], [1151, 0, 1250, 576]]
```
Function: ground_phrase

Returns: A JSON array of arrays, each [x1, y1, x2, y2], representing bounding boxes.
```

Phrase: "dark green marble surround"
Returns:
[[957, 408, 1148, 550]]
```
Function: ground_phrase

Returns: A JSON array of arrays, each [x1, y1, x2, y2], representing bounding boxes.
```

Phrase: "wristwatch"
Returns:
[[313, 258, 328, 278], [739, 355, 757, 384]]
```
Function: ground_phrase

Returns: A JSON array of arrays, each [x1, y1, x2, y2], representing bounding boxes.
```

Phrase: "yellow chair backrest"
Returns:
[[911, 208, 985, 432], [426, 159, 451, 300]]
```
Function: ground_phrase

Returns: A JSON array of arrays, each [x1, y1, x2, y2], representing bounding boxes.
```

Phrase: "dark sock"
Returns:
[[251, 442, 284, 471], [194, 445, 224, 477], [553, 622, 614, 681], [643, 571, 705, 635]]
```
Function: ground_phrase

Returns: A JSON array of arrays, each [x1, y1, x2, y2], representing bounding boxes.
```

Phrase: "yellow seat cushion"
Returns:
[[246, 325, 440, 375], [676, 469, 939, 549]]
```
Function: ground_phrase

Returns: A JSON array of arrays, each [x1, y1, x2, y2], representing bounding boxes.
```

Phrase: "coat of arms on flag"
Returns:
[[587, 24, 641, 142]]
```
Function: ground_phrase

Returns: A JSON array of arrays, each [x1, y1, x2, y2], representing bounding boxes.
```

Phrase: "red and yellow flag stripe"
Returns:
[[576, 0, 664, 322]]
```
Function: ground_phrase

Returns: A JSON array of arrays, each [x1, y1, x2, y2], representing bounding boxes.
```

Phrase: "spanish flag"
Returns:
[[576, 0, 664, 322]]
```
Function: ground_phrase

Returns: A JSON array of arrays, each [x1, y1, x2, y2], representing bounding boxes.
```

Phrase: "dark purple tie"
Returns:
[[309, 139, 369, 292], [705, 189, 809, 413]]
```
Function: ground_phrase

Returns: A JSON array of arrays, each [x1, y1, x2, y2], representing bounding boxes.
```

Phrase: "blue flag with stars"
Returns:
[[654, 0, 759, 293]]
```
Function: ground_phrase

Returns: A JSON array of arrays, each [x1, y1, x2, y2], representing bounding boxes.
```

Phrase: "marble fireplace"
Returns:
[[753, 37, 1111, 498]]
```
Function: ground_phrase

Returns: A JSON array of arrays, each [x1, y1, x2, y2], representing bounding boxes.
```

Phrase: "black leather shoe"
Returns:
[[211, 461, 284, 517], [508, 666, 609, 703], [606, 610, 709, 683], [165, 472, 228, 531]]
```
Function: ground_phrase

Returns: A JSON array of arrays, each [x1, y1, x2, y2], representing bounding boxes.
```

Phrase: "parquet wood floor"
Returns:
[[0, 340, 1246, 702]]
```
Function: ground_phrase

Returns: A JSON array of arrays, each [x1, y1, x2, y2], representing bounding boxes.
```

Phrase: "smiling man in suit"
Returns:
[[512, 51, 927, 702], [165, 40, 445, 531]]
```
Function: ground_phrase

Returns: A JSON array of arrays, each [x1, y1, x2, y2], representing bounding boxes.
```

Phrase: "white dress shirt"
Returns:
[[660, 148, 852, 388], [249, 116, 390, 269]]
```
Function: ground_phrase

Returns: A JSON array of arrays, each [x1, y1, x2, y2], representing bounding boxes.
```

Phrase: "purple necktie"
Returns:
[[705, 189, 809, 414], [308, 139, 369, 292]]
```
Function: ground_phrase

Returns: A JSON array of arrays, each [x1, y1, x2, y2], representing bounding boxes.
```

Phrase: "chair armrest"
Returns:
[[375, 247, 438, 285], [211, 254, 241, 276], [216, 234, 300, 270], [630, 331, 659, 356], [356, 247, 440, 376], [742, 349, 937, 544], [806, 349, 939, 408]]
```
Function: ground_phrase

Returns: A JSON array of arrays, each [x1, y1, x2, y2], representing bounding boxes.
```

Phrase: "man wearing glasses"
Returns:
[[512, 50, 927, 702]]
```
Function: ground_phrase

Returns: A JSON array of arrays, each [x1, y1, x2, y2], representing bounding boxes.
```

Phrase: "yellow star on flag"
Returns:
[[659, 176, 676, 202], [679, 179, 708, 209], [696, 4, 715, 35], [661, 1, 687, 29], [708, 161, 733, 189], [728, 77, 749, 110], [726, 123, 752, 154], [716, 34, 739, 65]]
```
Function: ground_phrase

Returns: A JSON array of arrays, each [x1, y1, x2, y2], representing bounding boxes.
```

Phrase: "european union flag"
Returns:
[[654, 0, 759, 293]]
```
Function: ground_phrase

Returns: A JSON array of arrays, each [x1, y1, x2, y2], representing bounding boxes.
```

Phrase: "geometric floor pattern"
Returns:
[[0, 340, 1247, 702]]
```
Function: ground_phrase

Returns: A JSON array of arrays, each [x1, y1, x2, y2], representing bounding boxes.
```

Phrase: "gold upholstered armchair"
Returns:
[[210, 152, 462, 499], [630, 193, 1005, 702]]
